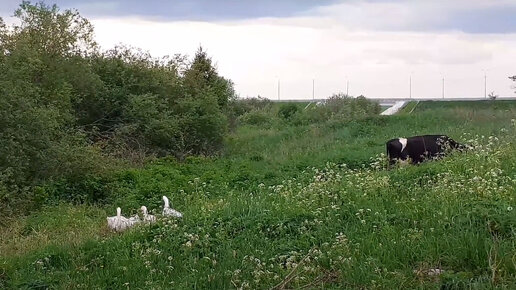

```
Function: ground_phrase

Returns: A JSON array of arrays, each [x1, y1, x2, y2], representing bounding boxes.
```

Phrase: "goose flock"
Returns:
[[107, 195, 182, 232]]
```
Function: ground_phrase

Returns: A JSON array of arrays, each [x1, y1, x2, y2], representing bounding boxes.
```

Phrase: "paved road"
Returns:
[[380, 101, 408, 116]]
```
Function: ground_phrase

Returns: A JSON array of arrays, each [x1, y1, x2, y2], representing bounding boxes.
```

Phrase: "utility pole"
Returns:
[[409, 75, 412, 99], [442, 77, 445, 99], [312, 79, 315, 101], [277, 78, 280, 101], [346, 79, 349, 96], [484, 71, 487, 99]]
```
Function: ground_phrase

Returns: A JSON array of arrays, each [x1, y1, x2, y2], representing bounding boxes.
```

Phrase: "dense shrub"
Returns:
[[322, 93, 381, 120], [290, 94, 381, 125], [278, 103, 299, 120], [229, 96, 272, 116], [230, 94, 381, 128], [0, 2, 235, 208], [0, 2, 102, 186], [227, 97, 272, 129], [239, 110, 272, 127]]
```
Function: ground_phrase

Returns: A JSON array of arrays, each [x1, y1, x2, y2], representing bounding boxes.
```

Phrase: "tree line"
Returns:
[[0, 2, 234, 204]]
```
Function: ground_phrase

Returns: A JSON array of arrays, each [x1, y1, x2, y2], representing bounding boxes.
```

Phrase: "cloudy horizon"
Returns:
[[2, 0, 516, 99]]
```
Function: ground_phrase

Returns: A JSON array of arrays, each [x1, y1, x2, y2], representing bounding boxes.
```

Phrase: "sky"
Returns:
[[2, 0, 516, 99]]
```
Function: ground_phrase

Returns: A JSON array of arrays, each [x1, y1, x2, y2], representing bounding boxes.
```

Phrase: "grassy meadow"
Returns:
[[1, 101, 516, 289]]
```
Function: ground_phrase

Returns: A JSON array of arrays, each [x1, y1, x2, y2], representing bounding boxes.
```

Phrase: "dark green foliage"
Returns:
[[226, 96, 271, 129], [284, 94, 381, 126], [0, 3, 234, 210], [84, 45, 232, 158], [231, 95, 381, 129], [315, 93, 381, 122], [278, 103, 299, 120], [239, 110, 272, 126], [0, 2, 102, 188], [183, 47, 235, 110], [229, 96, 272, 116]]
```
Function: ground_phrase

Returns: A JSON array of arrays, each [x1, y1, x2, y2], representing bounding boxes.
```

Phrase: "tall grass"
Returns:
[[1, 101, 515, 289]]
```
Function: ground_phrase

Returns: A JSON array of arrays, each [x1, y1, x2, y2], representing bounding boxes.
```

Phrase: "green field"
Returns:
[[1, 101, 516, 289]]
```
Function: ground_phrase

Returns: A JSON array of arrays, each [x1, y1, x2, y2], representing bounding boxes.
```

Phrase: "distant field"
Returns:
[[414, 100, 516, 112], [1, 101, 515, 289], [274, 100, 390, 113]]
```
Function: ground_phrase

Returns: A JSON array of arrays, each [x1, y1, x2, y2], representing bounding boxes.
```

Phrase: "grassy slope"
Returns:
[[1, 101, 516, 289], [398, 101, 419, 114]]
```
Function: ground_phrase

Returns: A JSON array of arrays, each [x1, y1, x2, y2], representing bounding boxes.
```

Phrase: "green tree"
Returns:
[[177, 47, 235, 155], [183, 47, 235, 109], [0, 2, 237, 209], [0, 2, 99, 187], [278, 103, 299, 120], [81, 46, 183, 136]]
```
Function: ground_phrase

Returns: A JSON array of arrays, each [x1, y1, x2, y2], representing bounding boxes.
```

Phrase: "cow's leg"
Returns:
[[389, 158, 397, 166], [408, 149, 424, 164], [387, 139, 403, 168]]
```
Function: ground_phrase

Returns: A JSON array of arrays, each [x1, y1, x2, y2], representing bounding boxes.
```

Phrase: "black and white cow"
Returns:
[[386, 135, 465, 165]]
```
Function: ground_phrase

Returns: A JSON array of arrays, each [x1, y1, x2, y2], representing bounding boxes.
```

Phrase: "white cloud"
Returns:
[[307, 0, 516, 32], [2, 1, 514, 100], [91, 14, 516, 99]]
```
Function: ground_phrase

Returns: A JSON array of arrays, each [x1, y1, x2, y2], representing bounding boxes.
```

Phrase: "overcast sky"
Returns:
[[2, 0, 516, 99]]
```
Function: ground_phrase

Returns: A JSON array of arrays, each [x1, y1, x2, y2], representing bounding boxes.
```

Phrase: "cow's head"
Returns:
[[436, 136, 465, 151], [443, 137, 471, 152]]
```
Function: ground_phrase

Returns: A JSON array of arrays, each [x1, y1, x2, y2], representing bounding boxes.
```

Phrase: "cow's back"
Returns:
[[406, 135, 451, 163], [387, 135, 454, 165]]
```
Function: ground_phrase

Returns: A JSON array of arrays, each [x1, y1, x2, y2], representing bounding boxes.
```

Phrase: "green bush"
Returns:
[[290, 106, 327, 125], [228, 97, 272, 116], [239, 110, 272, 126], [0, 2, 235, 208], [278, 103, 299, 120], [289, 95, 380, 126], [318, 94, 380, 123], [86, 45, 233, 158], [227, 97, 272, 129], [0, 2, 103, 188]]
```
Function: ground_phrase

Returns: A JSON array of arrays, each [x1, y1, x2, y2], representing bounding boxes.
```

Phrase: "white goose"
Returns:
[[162, 196, 183, 218], [141, 206, 156, 223], [128, 212, 141, 226], [107, 207, 134, 232]]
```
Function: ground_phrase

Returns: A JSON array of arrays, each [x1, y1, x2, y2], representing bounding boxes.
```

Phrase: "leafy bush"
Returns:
[[0, 2, 103, 188], [227, 97, 272, 129], [86, 45, 232, 158], [0, 2, 235, 208], [317, 94, 380, 122], [229, 96, 272, 116], [278, 103, 299, 120], [289, 94, 380, 126], [323, 94, 380, 119], [239, 110, 272, 126]]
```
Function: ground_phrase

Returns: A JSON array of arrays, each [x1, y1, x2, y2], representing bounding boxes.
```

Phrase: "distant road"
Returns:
[[380, 101, 408, 116], [270, 97, 516, 106]]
